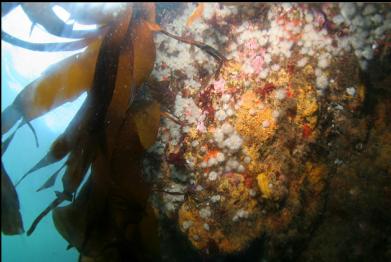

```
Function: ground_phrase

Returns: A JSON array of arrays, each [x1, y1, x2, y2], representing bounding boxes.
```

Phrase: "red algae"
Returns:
[[255, 83, 277, 98], [302, 123, 312, 139]]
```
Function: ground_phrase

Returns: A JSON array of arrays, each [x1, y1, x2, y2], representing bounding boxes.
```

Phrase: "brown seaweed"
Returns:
[[1, 30, 95, 52], [2, 3, 163, 260], [1, 163, 24, 235], [25, 7, 134, 236], [21, 3, 105, 39]]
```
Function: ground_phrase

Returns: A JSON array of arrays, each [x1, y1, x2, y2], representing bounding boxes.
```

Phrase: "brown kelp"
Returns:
[[2, 162, 23, 235], [2, 3, 161, 260]]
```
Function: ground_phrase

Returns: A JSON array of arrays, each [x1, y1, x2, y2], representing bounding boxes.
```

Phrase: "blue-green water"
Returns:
[[1, 48, 80, 262]]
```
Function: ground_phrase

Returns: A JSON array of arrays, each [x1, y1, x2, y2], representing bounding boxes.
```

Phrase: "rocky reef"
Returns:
[[142, 3, 391, 261]]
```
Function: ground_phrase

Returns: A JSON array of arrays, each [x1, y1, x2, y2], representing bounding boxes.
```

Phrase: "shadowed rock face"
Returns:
[[150, 54, 391, 261], [143, 3, 391, 261]]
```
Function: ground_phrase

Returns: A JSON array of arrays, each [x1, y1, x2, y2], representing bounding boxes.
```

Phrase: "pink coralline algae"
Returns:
[[184, 108, 193, 118], [196, 120, 207, 133], [245, 38, 259, 50], [251, 55, 265, 74], [213, 78, 226, 93], [314, 10, 326, 28]]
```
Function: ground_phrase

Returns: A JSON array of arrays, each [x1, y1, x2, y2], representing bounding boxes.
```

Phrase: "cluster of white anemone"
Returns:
[[148, 2, 391, 222]]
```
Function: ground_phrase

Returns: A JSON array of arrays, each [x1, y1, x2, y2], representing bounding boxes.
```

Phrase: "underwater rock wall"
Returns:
[[143, 3, 391, 261]]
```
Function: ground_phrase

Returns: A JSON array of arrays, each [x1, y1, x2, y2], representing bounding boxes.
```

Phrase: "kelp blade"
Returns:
[[21, 3, 103, 39], [1, 2, 19, 17], [1, 164, 24, 235], [26, 6, 135, 237], [132, 100, 161, 149], [36, 163, 65, 192], [1, 39, 101, 135], [1, 30, 94, 52]]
